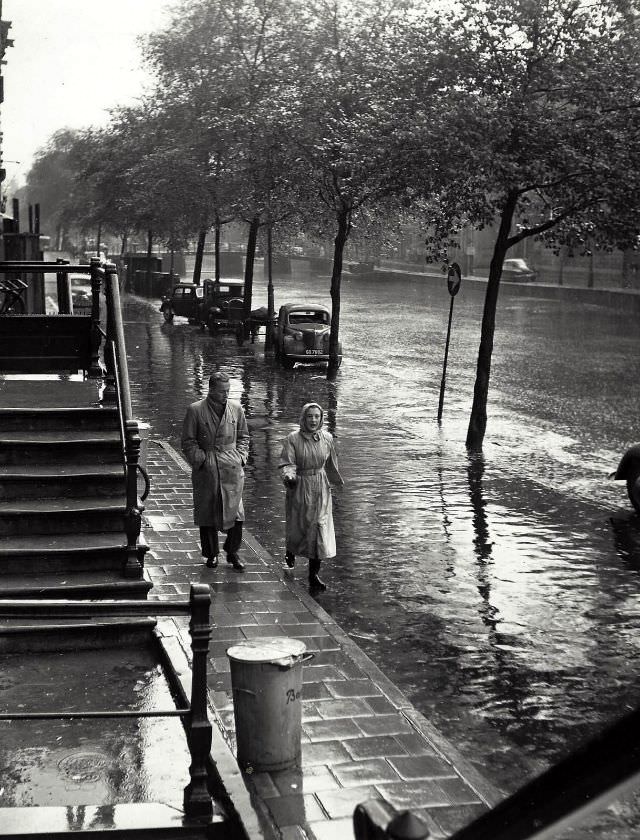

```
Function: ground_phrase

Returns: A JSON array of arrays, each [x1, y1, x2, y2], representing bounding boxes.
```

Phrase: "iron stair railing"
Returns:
[[101, 260, 148, 579]]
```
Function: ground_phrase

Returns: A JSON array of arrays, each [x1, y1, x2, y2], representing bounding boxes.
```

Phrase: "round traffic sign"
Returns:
[[447, 262, 462, 296]]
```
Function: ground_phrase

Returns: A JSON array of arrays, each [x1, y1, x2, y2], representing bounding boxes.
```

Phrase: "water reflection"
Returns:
[[122, 277, 640, 808], [466, 453, 498, 631], [0, 646, 190, 808], [66, 805, 116, 831]]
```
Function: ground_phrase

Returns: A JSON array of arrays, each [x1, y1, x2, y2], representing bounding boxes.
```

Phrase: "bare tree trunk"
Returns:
[[265, 221, 274, 351], [145, 229, 153, 292], [466, 193, 517, 450], [214, 217, 221, 283], [328, 206, 349, 380], [192, 228, 207, 286], [243, 216, 259, 321]]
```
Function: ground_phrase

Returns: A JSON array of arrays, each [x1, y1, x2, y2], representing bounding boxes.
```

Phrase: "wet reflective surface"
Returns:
[[123, 272, 640, 797], [0, 645, 189, 806]]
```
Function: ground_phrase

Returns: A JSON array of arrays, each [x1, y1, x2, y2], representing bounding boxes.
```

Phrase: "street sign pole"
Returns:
[[437, 262, 462, 423]]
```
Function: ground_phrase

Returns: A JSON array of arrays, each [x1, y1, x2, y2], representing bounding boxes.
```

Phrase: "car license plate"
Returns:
[[305, 349, 322, 355]]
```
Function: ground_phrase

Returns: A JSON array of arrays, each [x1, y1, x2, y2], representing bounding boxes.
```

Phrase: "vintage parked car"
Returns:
[[199, 279, 246, 335], [501, 258, 537, 282], [159, 282, 204, 323], [271, 303, 342, 369]]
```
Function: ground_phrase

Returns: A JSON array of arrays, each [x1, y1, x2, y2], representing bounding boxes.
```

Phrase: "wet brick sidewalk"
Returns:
[[143, 439, 500, 840]]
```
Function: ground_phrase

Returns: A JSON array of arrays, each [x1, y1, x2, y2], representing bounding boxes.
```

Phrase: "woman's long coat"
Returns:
[[279, 430, 343, 559], [181, 398, 250, 530]]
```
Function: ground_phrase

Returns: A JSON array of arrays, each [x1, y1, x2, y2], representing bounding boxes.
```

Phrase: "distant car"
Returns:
[[271, 303, 342, 369], [69, 272, 93, 314], [159, 282, 204, 322], [501, 258, 537, 282]]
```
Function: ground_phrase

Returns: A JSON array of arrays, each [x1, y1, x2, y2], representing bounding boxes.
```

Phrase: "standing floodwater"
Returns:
[[123, 271, 640, 803]]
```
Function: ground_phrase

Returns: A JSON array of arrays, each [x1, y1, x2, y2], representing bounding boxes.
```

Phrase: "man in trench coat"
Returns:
[[181, 371, 250, 571]]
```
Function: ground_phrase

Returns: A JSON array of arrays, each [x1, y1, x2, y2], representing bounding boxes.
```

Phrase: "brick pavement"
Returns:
[[143, 439, 501, 840]]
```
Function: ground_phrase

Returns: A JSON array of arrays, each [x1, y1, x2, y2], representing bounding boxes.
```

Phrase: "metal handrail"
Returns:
[[104, 264, 132, 420], [138, 462, 151, 502], [107, 339, 128, 475], [102, 263, 148, 578], [0, 585, 214, 819]]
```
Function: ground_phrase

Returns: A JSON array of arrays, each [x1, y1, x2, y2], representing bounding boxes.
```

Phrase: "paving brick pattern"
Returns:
[[143, 440, 499, 840]]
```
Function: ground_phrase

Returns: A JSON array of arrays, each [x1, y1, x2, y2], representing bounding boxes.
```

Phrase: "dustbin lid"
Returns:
[[227, 637, 307, 666]]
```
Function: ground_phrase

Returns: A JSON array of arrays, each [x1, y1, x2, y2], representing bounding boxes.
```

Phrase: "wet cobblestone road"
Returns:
[[122, 271, 640, 813]]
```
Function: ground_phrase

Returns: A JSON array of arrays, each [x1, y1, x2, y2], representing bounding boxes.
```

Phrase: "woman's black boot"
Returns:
[[309, 558, 326, 592], [285, 551, 296, 568]]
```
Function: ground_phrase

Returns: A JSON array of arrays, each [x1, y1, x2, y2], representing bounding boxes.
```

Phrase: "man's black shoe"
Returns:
[[205, 556, 219, 569], [226, 553, 245, 572]]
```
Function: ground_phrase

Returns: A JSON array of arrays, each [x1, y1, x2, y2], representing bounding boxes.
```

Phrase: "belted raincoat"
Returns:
[[181, 397, 250, 530], [278, 403, 344, 560]]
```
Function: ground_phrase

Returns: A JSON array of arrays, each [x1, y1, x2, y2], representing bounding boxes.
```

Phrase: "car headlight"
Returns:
[[286, 330, 303, 341]]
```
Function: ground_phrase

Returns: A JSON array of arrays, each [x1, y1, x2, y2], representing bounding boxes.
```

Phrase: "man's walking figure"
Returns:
[[181, 371, 250, 571]]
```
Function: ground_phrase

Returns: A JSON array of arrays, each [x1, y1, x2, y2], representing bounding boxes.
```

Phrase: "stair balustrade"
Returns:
[[0, 259, 150, 595], [103, 263, 146, 579]]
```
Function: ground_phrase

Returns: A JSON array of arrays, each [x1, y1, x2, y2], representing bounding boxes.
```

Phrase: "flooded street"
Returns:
[[123, 270, 640, 797]]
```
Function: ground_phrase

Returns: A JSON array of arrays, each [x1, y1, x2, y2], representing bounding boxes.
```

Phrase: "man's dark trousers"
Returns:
[[199, 521, 243, 559]]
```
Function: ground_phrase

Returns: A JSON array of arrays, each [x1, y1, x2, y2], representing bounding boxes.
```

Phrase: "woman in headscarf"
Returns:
[[278, 402, 344, 592]]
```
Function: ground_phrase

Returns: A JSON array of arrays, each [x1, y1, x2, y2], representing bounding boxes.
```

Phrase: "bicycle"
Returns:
[[0, 278, 28, 314]]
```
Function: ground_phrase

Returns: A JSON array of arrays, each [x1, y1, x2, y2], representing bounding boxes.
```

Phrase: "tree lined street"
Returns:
[[5, 0, 640, 833], [121, 271, 640, 831]]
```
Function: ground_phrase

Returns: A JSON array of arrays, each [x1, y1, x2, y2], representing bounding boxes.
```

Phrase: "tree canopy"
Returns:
[[19, 0, 640, 442]]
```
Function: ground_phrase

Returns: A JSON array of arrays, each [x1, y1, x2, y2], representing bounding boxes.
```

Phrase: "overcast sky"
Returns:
[[2, 0, 172, 187]]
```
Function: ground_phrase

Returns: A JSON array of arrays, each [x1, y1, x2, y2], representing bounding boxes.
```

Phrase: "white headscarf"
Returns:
[[299, 402, 324, 439]]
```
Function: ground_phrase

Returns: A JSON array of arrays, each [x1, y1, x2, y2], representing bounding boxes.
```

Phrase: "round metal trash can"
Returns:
[[227, 637, 312, 771]]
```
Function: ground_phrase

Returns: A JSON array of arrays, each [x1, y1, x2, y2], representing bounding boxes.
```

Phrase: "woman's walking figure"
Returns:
[[279, 402, 344, 592]]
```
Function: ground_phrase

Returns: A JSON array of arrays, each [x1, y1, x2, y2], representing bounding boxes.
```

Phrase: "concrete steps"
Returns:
[[0, 405, 119, 431], [0, 464, 125, 500], [0, 570, 152, 600], [0, 497, 127, 536], [0, 429, 123, 465], [0, 379, 150, 599]]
